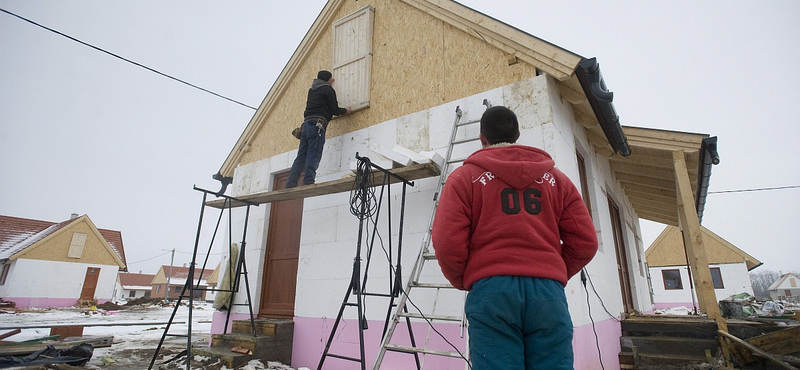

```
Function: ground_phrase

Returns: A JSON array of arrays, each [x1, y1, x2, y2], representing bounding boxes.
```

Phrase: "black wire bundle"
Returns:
[[350, 158, 378, 220]]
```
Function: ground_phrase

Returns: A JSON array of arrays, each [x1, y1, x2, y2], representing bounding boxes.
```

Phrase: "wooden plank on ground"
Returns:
[[0, 320, 182, 330], [748, 325, 800, 356], [718, 330, 798, 370], [0, 336, 112, 356], [206, 162, 440, 208], [0, 329, 20, 341]]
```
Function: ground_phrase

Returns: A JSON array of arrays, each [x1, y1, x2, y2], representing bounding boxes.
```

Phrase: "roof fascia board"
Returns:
[[400, 0, 581, 80], [219, 0, 346, 178], [623, 126, 709, 150]]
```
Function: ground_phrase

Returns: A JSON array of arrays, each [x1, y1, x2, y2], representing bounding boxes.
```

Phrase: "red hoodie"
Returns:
[[431, 144, 598, 290]]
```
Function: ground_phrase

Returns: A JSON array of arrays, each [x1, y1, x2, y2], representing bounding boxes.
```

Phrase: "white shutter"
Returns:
[[332, 6, 374, 110], [68, 232, 87, 258]]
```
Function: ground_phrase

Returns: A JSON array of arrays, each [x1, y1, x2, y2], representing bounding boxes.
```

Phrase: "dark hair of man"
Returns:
[[480, 106, 519, 145]]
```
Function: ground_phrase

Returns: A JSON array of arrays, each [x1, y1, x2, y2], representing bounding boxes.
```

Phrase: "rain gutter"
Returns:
[[575, 57, 631, 157], [695, 136, 720, 222]]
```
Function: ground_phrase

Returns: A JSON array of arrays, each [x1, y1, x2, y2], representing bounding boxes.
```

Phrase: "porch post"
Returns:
[[673, 150, 735, 365], [672, 150, 718, 315]]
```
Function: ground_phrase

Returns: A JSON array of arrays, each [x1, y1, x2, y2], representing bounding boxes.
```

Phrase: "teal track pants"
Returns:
[[465, 276, 574, 370]]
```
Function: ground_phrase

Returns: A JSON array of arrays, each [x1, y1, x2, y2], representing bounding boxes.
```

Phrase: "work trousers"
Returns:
[[286, 119, 326, 188], [465, 275, 574, 370]]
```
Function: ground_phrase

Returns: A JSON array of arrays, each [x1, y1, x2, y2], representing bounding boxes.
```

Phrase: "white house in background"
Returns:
[[767, 272, 800, 303], [0, 214, 127, 308], [645, 225, 761, 310], [206, 0, 720, 369], [116, 272, 155, 301], [150, 265, 216, 302]]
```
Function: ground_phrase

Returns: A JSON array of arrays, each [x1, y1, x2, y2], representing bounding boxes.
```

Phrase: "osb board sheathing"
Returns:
[[646, 226, 759, 268], [19, 220, 120, 266], [237, 0, 540, 168]]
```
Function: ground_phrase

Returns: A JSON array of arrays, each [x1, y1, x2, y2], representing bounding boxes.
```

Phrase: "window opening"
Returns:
[[662, 269, 683, 290], [710, 267, 724, 289]]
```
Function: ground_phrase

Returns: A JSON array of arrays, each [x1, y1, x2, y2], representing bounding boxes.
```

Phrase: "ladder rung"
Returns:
[[447, 158, 467, 164], [451, 137, 480, 145], [411, 282, 456, 289], [422, 252, 437, 260], [399, 312, 462, 322], [455, 118, 481, 127], [385, 344, 465, 358]]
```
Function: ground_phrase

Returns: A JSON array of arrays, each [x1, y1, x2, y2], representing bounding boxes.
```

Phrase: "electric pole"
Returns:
[[165, 248, 175, 300]]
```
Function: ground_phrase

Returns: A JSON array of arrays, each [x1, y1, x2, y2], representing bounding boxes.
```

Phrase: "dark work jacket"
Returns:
[[304, 79, 347, 126]]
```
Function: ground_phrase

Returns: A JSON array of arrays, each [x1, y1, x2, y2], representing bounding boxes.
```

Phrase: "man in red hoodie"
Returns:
[[432, 106, 598, 370]]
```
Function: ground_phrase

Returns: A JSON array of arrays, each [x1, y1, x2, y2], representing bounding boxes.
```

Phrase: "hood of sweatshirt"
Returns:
[[463, 144, 555, 190], [311, 78, 329, 90]]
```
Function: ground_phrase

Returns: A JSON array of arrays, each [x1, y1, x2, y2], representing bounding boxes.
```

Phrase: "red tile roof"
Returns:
[[119, 272, 156, 287], [0, 215, 127, 270], [159, 265, 215, 280]]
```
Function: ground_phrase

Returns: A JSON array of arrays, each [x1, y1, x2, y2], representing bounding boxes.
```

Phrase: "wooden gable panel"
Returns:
[[19, 217, 123, 267], [645, 225, 761, 269], [220, 0, 577, 177]]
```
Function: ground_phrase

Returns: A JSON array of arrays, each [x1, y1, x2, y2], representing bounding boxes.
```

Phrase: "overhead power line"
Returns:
[[0, 7, 258, 110], [126, 251, 171, 266], [709, 185, 800, 194]]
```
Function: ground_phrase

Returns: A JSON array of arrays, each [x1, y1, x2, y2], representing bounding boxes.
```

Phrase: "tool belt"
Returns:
[[292, 117, 328, 139]]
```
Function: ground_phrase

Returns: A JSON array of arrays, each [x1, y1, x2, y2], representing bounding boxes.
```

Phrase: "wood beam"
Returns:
[[611, 161, 676, 179], [558, 82, 585, 105], [616, 173, 675, 191], [574, 108, 596, 128], [674, 149, 733, 366], [206, 162, 440, 208], [637, 211, 678, 226], [611, 154, 675, 169], [673, 151, 718, 315]]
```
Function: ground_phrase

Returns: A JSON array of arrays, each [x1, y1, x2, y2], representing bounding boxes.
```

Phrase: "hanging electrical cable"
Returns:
[[0, 7, 257, 110]]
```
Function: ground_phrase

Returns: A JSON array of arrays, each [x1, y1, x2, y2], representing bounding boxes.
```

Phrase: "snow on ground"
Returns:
[[0, 302, 303, 370]]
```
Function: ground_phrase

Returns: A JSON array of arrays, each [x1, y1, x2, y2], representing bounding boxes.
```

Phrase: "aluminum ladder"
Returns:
[[372, 100, 490, 369]]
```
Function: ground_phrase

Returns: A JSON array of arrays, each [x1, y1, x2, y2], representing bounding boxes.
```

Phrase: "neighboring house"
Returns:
[[206, 1, 720, 369], [0, 214, 127, 308], [151, 265, 215, 301], [205, 263, 220, 303], [767, 272, 800, 303], [116, 272, 156, 300], [645, 225, 762, 310]]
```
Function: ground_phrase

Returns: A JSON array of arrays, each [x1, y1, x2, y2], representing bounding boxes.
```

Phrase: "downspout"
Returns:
[[695, 136, 720, 223], [575, 57, 631, 157]]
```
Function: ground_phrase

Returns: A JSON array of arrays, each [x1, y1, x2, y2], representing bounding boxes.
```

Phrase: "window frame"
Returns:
[[662, 269, 683, 290], [709, 267, 724, 289], [0, 264, 9, 285], [576, 151, 592, 217]]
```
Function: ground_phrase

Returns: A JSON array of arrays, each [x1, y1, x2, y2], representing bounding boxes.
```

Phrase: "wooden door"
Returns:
[[608, 196, 635, 314], [259, 172, 303, 318], [80, 267, 100, 300]]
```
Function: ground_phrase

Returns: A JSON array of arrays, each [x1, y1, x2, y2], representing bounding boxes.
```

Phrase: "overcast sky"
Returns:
[[1, 1, 798, 275]]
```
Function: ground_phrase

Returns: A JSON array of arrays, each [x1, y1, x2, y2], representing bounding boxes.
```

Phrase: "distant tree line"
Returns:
[[749, 269, 799, 299]]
